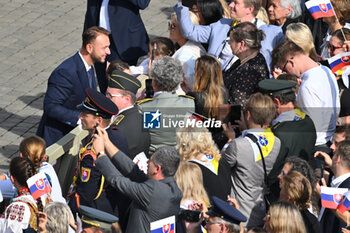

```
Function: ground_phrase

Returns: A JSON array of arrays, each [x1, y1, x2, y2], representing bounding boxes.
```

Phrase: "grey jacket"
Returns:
[[95, 151, 182, 233], [222, 132, 280, 228]]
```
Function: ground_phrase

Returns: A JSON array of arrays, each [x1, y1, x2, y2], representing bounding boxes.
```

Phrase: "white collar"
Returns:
[[79, 51, 92, 72], [118, 105, 134, 115], [331, 173, 350, 188]]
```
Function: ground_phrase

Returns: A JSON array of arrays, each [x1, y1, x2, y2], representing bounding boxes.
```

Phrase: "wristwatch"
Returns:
[[96, 151, 106, 157]]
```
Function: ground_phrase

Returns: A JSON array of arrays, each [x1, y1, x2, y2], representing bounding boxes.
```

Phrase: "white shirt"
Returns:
[[172, 40, 205, 89], [78, 51, 91, 72], [39, 162, 66, 203], [297, 65, 340, 145], [99, 0, 111, 32]]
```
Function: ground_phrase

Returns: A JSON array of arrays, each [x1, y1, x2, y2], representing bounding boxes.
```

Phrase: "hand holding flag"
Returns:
[[321, 186, 348, 209], [338, 191, 350, 213], [27, 172, 52, 200]]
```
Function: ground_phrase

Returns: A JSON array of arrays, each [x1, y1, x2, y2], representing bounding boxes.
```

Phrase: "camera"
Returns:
[[178, 209, 200, 222]]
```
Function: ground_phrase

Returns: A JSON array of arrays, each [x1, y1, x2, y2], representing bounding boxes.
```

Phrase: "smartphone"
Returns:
[[218, 104, 242, 125], [315, 156, 325, 184], [145, 79, 154, 98], [178, 209, 200, 222], [94, 123, 99, 134]]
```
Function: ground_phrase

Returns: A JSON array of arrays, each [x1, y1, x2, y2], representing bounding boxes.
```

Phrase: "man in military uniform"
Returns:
[[68, 88, 128, 217], [137, 57, 195, 155], [258, 79, 317, 199], [106, 70, 150, 159], [79, 205, 118, 233]]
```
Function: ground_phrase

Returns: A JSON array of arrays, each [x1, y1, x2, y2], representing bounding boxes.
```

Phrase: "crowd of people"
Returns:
[[1, 0, 350, 232]]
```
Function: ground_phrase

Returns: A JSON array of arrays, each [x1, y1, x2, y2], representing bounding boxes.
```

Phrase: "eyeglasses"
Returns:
[[168, 22, 177, 30], [106, 93, 124, 98], [327, 42, 343, 52], [281, 57, 293, 73], [280, 170, 288, 176]]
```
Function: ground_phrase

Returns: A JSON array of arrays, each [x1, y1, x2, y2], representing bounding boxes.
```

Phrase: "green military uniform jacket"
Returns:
[[137, 92, 195, 155]]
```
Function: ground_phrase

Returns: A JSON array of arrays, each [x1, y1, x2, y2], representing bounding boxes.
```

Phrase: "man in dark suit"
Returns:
[[93, 129, 182, 233], [84, 0, 150, 93], [320, 140, 350, 233], [37, 26, 110, 146], [106, 70, 150, 159]]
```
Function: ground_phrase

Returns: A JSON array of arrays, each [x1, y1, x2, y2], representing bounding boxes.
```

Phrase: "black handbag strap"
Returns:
[[245, 134, 268, 186]]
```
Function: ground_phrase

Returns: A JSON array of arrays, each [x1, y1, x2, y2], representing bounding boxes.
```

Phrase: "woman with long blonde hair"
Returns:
[[188, 55, 228, 149], [175, 162, 210, 210], [177, 126, 232, 202], [264, 201, 307, 233], [190, 55, 226, 119]]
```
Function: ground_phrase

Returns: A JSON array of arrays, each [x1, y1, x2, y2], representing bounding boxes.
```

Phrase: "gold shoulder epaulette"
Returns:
[[178, 94, 195, 100], [111, 114, 124, 126], [136, 98, 153, 105]]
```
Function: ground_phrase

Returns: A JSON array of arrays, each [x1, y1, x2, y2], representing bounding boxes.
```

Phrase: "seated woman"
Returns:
[[223, 22, 269, 107], [187, 55, 228, 149], [169, 12, 206, 91], [279, 171, 321, 233], [267, 0, 302, 31], [0, 136, 65, 203], [264, 201, 307, 233], [177, 126, 232, 202], [0, 157, 49, 232]]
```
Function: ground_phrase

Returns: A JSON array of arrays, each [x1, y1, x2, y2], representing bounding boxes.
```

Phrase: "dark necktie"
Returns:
[[87, 67, 95, 89]]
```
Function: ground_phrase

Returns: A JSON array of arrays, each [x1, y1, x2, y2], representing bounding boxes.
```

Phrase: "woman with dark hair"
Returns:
[[224, 22, 269, 106], [195, 0, 223, 25], [0, 157, 49, 232]]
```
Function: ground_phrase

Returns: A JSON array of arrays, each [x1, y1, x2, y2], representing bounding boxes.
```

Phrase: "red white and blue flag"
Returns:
[[321, 186, 348, 209], [305, 0, 335, 20], [338, 191, 350, 213], [151, 216, 175, 233], [328, 52, 350, 73], [27, 172, 52, 200]]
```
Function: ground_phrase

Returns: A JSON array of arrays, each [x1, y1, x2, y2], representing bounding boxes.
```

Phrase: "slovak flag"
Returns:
[[150, 216, 175, 233], [321, 186, 348, 209], [328, 52, 350, 73], [27, 172, 52, 200], [338, 191, 350, 213], [305, 0, 335, 20]]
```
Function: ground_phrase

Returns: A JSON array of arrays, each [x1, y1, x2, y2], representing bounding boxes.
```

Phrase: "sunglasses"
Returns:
[[168, 22, 177, 30], [327, 42, 343, 52]]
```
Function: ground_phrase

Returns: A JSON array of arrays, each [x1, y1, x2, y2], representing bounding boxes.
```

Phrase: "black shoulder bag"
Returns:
[[245, 134, 271, 212]]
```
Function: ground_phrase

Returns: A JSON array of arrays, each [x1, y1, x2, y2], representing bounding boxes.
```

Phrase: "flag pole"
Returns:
[[329, 1, 347, 41]]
